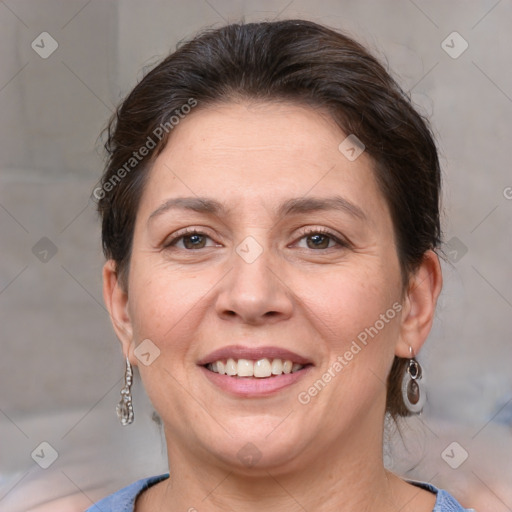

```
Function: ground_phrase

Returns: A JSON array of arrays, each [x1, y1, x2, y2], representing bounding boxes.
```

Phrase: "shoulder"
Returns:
[[85, 474, 169, 512], [409, 481, 476, 512]]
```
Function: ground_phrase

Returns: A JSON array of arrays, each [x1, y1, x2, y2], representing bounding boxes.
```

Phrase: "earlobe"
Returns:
[[102, 260, 134, 357], [395, 250, 443, 358]]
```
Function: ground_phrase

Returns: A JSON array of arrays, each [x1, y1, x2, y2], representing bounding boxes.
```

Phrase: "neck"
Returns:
[[143, 413, 405, 512]]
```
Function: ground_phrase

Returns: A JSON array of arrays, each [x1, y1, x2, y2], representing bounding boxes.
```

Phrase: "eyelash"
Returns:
[[163, 227, 349, 251], [294, 227, 349, 250]]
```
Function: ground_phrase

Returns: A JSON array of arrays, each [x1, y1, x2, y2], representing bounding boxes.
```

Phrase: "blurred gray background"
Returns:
[[1, 1, 511, 511]]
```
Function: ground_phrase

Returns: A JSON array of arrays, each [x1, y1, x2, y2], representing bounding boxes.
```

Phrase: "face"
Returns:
[[107, 101, 422, 474]]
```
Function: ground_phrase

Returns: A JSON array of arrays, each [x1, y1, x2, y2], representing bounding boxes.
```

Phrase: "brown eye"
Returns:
[[295, 228, 349, 250], [306, 233, 332, 249], [181, 233, 207, 249], [164, 230, 216, 250]]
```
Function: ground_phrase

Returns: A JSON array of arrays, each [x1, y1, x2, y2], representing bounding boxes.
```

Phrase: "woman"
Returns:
[[89, 19, 472, 511]]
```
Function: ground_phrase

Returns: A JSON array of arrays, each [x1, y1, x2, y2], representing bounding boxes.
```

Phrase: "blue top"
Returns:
[[85, 474, 474, 511]]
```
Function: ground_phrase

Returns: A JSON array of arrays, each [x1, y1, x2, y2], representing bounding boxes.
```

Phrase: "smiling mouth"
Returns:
[[205, 358, 311, 378]]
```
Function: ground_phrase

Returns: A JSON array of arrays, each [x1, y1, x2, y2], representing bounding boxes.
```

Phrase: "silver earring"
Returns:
[[401, 347, 426, 414], [116, 356, 134, 425]]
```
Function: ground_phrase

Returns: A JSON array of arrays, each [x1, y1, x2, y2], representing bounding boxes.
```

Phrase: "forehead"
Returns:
[[160, 101, 349, 168], [137, 101, 389, 227]]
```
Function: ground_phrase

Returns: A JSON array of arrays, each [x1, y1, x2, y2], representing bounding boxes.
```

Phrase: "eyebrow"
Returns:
[[147, 195, 367, 223]]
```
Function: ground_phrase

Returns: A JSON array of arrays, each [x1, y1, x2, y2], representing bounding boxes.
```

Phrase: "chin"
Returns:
[[201, 416, 314, 473]]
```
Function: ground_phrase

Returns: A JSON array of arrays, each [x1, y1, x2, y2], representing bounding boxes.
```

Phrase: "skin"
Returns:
[[103, 101, 442, 512]]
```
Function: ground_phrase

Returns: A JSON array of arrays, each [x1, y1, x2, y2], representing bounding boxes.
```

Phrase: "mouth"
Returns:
[[205, 357, 308, 378], [198, 345, 313, 396]]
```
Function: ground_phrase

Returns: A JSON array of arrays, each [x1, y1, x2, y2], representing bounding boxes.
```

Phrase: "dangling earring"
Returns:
[[401, 347, 426, 414], [116, 356, 134, 425]]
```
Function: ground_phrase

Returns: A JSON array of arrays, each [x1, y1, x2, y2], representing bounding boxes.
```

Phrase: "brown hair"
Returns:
[[96, 19, 442, 418]]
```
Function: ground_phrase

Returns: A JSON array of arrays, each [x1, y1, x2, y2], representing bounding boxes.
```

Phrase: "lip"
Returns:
[[199, 364, 313, 397], [197, 345, 312, 366], [197, 345, 314, 398]]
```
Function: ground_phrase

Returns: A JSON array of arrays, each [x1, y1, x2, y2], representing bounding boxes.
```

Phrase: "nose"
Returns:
[[215, 243, 294, 326]]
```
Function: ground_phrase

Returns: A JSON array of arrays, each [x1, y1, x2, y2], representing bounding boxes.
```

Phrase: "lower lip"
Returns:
[[199, 365, 312, 397]]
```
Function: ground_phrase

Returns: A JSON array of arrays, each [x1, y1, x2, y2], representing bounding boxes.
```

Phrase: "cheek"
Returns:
[[305, 262, 402, 403], [307, 264, 398, 343], [127, 263, 182, 344], [126, 257, 217, 359]]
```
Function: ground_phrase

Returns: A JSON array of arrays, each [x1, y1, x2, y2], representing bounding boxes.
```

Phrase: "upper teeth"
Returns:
[[207, 358, 303, 378]]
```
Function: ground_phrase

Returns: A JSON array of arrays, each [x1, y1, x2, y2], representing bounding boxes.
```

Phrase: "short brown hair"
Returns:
[[96, 19, 442, 418]]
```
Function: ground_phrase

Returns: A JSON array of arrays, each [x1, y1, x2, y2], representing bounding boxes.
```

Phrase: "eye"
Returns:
[[163, 229, 218, 250], [294, 228, 349, 250], [163, 227, 349, 251]]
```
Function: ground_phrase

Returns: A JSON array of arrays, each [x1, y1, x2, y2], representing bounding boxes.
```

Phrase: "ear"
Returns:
[[102, 260, 134, 362], [395, 250, 443, 358]]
